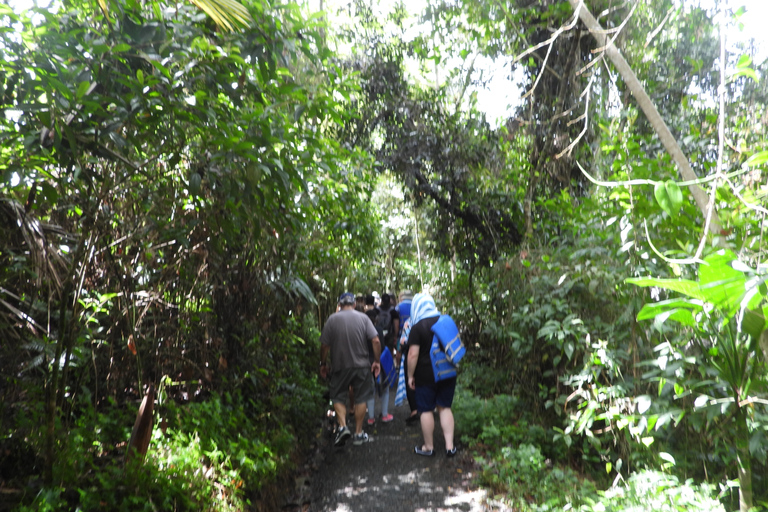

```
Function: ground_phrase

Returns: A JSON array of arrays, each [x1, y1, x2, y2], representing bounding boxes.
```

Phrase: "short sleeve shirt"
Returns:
[[320, 308, 378, 370], [408, 316, 441, 387]]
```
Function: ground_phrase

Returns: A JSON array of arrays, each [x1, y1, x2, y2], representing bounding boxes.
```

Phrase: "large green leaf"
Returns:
[[654, 180, 683, 217], [636, 298, 704, 327], [629, 250, 752, 320], [742, 308, 766, 341], [699, 250, 747, 316], [626, 277, 704, 300], [746, 150, 768, 167]]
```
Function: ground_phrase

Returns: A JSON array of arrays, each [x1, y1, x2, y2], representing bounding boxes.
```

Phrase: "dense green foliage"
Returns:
[[2, 0, 768, 510]]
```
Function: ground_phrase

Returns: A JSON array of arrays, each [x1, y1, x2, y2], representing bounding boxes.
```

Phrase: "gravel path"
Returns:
[[291, 390, 498, 512]]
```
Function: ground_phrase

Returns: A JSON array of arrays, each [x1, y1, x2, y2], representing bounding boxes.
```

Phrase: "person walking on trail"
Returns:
[[320, 292, 381, 447], [395, 290, 412, 347], [363, 295, 394, 424], [406, 293, 458, 457], [376, 293, 400, 360], [395, 290, 419, 424]]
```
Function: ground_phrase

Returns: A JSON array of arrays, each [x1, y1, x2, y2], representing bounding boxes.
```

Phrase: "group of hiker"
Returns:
[[319, 290, 458, 457]]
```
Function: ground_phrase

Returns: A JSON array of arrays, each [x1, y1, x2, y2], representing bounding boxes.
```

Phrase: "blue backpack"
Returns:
[[431, 315, 466, 364], [429, 335, 457, 382], [428, 315, 465, 382], [396, 301, 411, 348], [379, 347, 395, 387]]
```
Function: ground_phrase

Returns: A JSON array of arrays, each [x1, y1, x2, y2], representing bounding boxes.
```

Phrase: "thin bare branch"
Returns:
[[511, 0, 583, 64], [724, 177, 768, 216], [644, 6, 675, 49], [523, 36, 556, 98], [592, 0, 638, 54], [555, 74, 596, 159], [577, 161, 748, 188], [644, 221, 706, 266], [596, 1, 629, 24]]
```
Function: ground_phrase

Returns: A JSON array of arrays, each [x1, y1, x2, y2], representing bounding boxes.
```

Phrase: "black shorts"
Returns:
[[414, 378, 456, 412]]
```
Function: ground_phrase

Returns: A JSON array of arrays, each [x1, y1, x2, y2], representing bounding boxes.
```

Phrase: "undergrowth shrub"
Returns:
[[575, 470, 725, 512], [7, 308, 326, 511], [453, 387, 567, 462], [477, 442, 596, 511], [452, 387, 520, 443]]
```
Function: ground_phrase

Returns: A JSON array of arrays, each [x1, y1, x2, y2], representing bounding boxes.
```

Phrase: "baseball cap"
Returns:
[[338, 292, 355, 305]]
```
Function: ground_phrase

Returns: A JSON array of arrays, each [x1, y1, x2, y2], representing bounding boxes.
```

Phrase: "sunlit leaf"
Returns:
[[659, 452, 675, 465], [97, 0, 110, 20], [746, 150, 768, 167], [636, 395, 652, 414], [732, 68, 758, 82], [736, 54, 752, 68], [189, 0, 252, 31], [627, 277, 703, 300]]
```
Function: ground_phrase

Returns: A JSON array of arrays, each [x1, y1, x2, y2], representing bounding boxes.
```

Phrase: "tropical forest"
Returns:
[[1, 0, 767, 510]]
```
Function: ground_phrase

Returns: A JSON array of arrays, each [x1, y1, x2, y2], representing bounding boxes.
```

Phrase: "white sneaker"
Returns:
[[352, 432, 373, 445]]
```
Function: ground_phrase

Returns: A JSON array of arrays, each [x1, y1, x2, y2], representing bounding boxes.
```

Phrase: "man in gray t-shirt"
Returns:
[[320, 292, 381, 446]]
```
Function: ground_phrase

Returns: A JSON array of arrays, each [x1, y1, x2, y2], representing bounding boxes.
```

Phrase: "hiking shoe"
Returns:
[[414, 446, 434, 457], [446, 447, 458, 458], [381, 414, 394, 423], [367, 418, 376, 426], [334, 426, 351, 447], [353, 432, 373, 445]]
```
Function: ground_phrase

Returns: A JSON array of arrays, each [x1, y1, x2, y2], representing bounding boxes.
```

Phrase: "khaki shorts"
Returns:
[[330, 367, 375, 405]]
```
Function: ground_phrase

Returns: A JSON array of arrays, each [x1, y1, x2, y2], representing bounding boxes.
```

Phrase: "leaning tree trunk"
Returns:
[[567, 0, 723, 236]]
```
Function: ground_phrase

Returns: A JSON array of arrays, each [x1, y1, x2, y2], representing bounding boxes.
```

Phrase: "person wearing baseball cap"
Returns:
[[319, 292, 381, 446]]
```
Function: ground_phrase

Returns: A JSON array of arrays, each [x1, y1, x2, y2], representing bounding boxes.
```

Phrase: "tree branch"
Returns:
[[567, 0, 723, 237]]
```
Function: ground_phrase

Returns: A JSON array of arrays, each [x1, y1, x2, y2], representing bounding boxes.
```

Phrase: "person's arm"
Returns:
[[320, 344, 330, 379], [392, 317, 400, 356], [407, 344, 419, 390], [371, 335, 381, 377]]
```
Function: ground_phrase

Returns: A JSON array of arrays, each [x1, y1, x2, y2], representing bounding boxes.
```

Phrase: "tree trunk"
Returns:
[[735, 412, 754, 511], [567, 0, 723, 236]]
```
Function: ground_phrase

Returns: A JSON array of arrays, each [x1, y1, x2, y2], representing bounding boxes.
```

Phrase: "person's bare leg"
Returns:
[[438, 406, 454, 451], [333, 402, 348, 428], [353, 402, 367, 434], [419, 411, 435, 451]]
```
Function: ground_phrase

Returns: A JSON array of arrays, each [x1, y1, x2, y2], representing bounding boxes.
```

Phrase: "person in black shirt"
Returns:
[[406, 293, 457, 458]]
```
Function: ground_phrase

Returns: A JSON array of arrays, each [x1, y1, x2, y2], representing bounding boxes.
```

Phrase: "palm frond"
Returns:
[[0, 198, 72, 293], [23, 353, 47, 372], [189, 0, 252, 31], [22, 339, 49, 352], [0, 297, 46, 334]]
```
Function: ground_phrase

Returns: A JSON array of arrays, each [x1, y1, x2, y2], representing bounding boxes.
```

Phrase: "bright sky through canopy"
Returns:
[[316, 0, 767, 126], [9, 0, 767, 127]]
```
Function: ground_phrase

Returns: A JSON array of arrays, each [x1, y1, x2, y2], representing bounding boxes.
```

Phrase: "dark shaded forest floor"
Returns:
[[283, 390, 507, 512]]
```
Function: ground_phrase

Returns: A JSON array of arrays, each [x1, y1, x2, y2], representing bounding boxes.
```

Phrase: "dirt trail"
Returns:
[[294, 391, 500, 512]]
